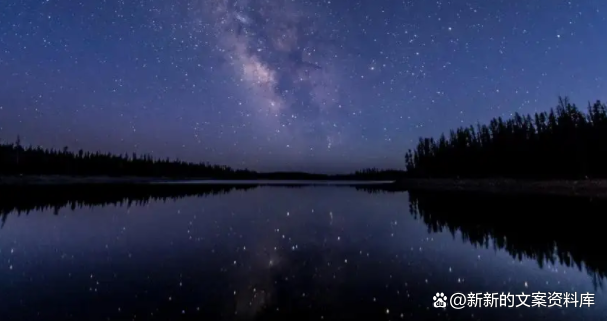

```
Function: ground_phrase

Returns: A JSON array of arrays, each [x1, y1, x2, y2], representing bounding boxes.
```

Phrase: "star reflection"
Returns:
[[0, 186, 605, 320]]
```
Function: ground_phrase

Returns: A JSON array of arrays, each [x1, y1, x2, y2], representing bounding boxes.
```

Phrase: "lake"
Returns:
[[0, 185, 605, 320], [151, 180, 395, 185]]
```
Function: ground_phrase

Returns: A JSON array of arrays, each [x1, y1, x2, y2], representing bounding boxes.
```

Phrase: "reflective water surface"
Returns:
[[152, 180, 394, 185], [0, 185, 605, 321]]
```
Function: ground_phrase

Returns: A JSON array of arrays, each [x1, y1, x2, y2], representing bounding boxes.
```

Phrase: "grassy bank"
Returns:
[[393, 178, 607, 198]]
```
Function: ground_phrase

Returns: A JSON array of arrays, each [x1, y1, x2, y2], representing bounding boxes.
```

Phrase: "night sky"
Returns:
[[1, 1, 606, 173]]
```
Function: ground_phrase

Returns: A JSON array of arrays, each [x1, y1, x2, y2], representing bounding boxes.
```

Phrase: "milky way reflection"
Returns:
[[0, 186, 605, 320]]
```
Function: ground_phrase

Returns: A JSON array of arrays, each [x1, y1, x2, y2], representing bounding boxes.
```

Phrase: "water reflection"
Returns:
[[359, 187, 607, 286], [0, 184, 258, 224], [0, 185, 605, 320]]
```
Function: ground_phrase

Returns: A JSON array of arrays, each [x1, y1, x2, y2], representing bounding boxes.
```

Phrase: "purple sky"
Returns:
[[1, 0, 606, 173]]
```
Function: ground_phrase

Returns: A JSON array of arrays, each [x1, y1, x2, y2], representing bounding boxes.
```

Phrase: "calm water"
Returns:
[[0, 185, 605, 321], [152, 180, 394, 185]]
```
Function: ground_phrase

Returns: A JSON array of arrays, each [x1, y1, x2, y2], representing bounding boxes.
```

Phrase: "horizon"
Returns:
[[2, 96, 606, 175], [0, 136, 405, 175]]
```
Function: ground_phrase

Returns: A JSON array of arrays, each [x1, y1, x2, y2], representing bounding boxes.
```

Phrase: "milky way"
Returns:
[[1, 1, 606, 172], [202, 0, 347, 149]]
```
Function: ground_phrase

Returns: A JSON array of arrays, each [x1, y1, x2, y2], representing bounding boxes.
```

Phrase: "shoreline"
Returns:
[[392, 178, 607, 198], [5, 176, 607, 198]]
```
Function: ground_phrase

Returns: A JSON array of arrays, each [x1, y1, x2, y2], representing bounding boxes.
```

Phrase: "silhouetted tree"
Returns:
[[0, 141, 255, 178], [404, 97, 607, 180], [0, 139, 404, 180]]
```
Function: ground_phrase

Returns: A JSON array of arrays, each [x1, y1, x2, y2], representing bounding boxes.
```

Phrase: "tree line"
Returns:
[[0, 137, 403, 179], [404, 97, 607, 179], [0, 138, 254, 178]]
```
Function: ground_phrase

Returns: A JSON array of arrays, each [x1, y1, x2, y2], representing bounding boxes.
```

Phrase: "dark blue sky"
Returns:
[[1, 0, 606, 173]]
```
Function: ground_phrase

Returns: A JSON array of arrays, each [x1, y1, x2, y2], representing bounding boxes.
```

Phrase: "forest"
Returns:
[[0, 137, 402, 180], [0, 138, 252, 178], [404, 97, 607, 179]]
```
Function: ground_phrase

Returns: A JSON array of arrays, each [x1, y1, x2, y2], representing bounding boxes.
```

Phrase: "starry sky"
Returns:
[[1, 0, 606, 173]]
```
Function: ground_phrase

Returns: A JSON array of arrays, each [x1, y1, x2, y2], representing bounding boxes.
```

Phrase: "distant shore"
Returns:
[[5, 176, 607, 198], [392, 178, 607, 198], [0, 176, 171, 185], [0, 176, 391, 186]]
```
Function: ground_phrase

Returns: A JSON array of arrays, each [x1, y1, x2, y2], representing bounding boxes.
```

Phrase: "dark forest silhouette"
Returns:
[[0, 137, 250, 178], [404, 97, 607, 179], [0, 138, 403, 180], [357, 185, 605, 287]]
